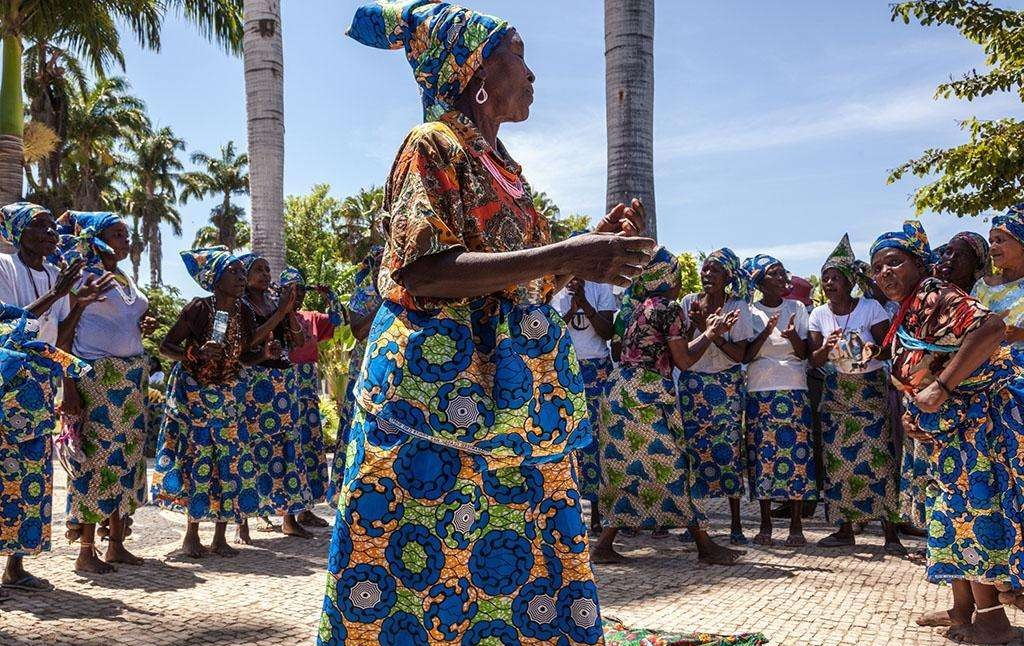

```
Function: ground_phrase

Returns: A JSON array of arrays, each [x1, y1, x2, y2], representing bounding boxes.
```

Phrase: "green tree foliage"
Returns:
[[531, 190, 593, 241], [678, 252, 702, 295], [139, 283, 186, 357], [888, 1, 1024, 215], [180, 140, 249, 250]]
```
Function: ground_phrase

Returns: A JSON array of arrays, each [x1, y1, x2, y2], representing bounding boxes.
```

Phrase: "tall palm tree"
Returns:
[[338, 185, 384, 261], [192, 204, 250, 250], [605, 0, 656, 240], [243, 0, 285, 273], [0, 0, 242, 206], [124, 126, 185, 285], [180, 140, 249, 250]]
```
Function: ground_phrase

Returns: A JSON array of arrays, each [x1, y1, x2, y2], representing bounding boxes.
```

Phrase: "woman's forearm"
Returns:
[[57, 304, 85, 351], [742, 329, 770, 364], [938, 316, 1006, 389], [788, 336, 808, 360], [399, 246, 569, 300], [160, 341, 187, 363], [351, 307, 378, 341], [808, 333, 829, 368], [670, 333, 716, 371]]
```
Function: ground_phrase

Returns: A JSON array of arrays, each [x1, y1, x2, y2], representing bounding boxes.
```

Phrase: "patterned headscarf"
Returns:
[[613, 247, 680, 345], [992, 203, 1024, 246], [180, 247, 238, 293], [0, 202, 51, 248], [705, 247, 751, 302], [235, 252, 264, 274], [948, 231, 991, 282], [742, 254, 783, 290], [869, 220, 933, 264], [348, 1, 510, 121], [280, 266, 307, 287], [820, 233, 873, 293], [59, 211, 122, 271]]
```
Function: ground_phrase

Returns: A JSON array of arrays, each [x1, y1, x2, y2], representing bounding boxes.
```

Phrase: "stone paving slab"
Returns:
[[1, 464, 1022, 645]]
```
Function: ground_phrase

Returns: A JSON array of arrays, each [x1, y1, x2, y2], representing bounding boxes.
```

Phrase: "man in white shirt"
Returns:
[[553, 278, 616, 533]]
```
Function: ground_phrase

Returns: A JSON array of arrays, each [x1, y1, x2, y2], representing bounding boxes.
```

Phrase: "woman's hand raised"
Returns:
[[596, 198, 646, 236], [706, 308, 740, 342], [562, 233, 656, 287]]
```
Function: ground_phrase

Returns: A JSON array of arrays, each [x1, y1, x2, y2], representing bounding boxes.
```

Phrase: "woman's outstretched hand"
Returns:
[[596, 198, 646, 236], [562, 233, 656, 287]]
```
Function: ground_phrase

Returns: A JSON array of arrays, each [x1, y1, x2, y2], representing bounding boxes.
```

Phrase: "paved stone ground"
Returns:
[[1, 463, 1023, 646]]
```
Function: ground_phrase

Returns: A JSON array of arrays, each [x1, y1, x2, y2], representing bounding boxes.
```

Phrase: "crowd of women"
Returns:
[[5, 1, 1024, 645]]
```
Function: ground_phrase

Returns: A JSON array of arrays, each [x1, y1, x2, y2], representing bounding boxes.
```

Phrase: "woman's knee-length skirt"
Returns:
[[678, 366, 746, 499], [745, 389, 817, 501], [819, 369, 899, 525], [318, 405, 604, 646], [65, 355, 149, 525], [598, 364, 705, 530], [0, 435, 52, 556], [577, 358, 611, 505], [151, 364, 262, 522]]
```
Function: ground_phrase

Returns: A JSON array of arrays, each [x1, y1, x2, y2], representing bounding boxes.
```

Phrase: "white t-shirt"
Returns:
[[0, 253, 70, 345], [679, 294, 755, 373], [552, 281, 616, 360], [808, 298, 890, 374], [747, 299, 810, 392]]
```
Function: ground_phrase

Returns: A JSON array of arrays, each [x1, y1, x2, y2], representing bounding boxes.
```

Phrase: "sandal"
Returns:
[[2, 574, 55, 592]]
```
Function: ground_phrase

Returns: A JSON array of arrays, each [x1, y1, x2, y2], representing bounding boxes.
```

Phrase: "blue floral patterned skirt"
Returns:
[[678, 366, 746, 499], [292, 362, 329, 505], [0, 435, 52, 556], [318, 405, 603, 646], [577, 357, 612, 505], [745, 389, 818, 501], [152, 364, 262, 522]]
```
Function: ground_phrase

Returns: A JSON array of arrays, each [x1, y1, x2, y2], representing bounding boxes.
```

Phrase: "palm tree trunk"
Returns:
[[605, 0, 656, 240], [148, 223, 162, 286], [0, 36, 25, 211], [243, 0, 286, 273]]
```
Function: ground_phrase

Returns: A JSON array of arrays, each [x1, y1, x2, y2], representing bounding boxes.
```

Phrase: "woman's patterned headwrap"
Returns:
[[180, 247, 238, 293], [280, 266, 306, 287], [742, 254, 783, 290], [0, 202, 51, 248], [59, 211, 122, 272], [947, 231, 991, 282], [869, 220, 933, 264], [612, 247, 680, 345], [821, 233, 874, 294], [235, 252, 264, 273], [348, 1, 510, 121], [705, 247, 751, 302], [992, 203, 1024, 246]]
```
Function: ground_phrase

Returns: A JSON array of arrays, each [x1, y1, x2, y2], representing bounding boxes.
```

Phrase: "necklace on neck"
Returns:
[[479, 151, 525, 199]]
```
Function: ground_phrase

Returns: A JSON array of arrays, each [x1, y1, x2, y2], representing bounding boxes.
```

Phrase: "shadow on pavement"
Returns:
[[0, 585, 144, 620], [71, 558, 207, 593]]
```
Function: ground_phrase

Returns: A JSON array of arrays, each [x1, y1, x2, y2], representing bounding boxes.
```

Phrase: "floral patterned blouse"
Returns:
[[355, 111, 588, 467], [890, 278, 990, 394], [620, 297, 685, 380]]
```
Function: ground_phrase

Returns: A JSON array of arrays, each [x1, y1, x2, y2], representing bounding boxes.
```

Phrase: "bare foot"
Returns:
[[282, 517, 313, 539], [235, 522, 254, 546], [817, 532, 855, 548], [698, 541, 744, 566], [916, 609, 972, 628], [74, 549, 116, 574], [297, 511, 329, 528], [785, 532, 807, 547], [753, 530, 773, 546], [997, 591, 1024, 611], [182, 535, 209, 559], [104, 542, 144, 566], [946, 623, 1019, 644], [210, 541, 239, 558], [590, 548, 628, 564], [884, 540, 908, 557], [898, 521, 927, 537]]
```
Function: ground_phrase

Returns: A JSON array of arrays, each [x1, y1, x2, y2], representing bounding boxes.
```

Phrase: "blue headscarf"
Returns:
[[280, 266, 306, 287], [742, 254, 783, 290], [992, 203, 1024, 246], [869, 220, 933, 263], [705, 247, 751, 302], [348, 1, 510, 121], [235, 252, 263, 273], [0, 202, 51, 247], [180, 247, 238, 293], [60, 211, 122, 271]]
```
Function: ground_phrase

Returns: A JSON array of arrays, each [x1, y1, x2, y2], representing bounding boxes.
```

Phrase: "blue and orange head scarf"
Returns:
[[181, 247, 238, 293], [348, 1, 510, 121], [706, 247, 751, 302], [742, 254, 783, 291], [870, 220, 932, 264], [0, 202, 51, 248], [992, 203, 1024, 246], [59, 211, 123, 271], [613, 247, 680, 344]]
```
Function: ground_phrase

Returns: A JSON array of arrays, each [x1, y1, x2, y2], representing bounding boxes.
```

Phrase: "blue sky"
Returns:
[[120, 0, 1020, 298]]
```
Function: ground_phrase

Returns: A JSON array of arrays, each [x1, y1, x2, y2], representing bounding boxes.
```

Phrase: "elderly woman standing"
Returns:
[[326, 246, 383, 509], [808, 235, 903, 554], [593, 248, 743, 566], [871, 221, 1021, 644], [58, 212, 156, 574], [234, 253, 307, 543], [742, 255, 816, 547], [152, 248, 270, 558], [0, 202, 109, 593], [280, 265, 345, 526], [320, 3, 653, 644], [678, 248, 754, 543]]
